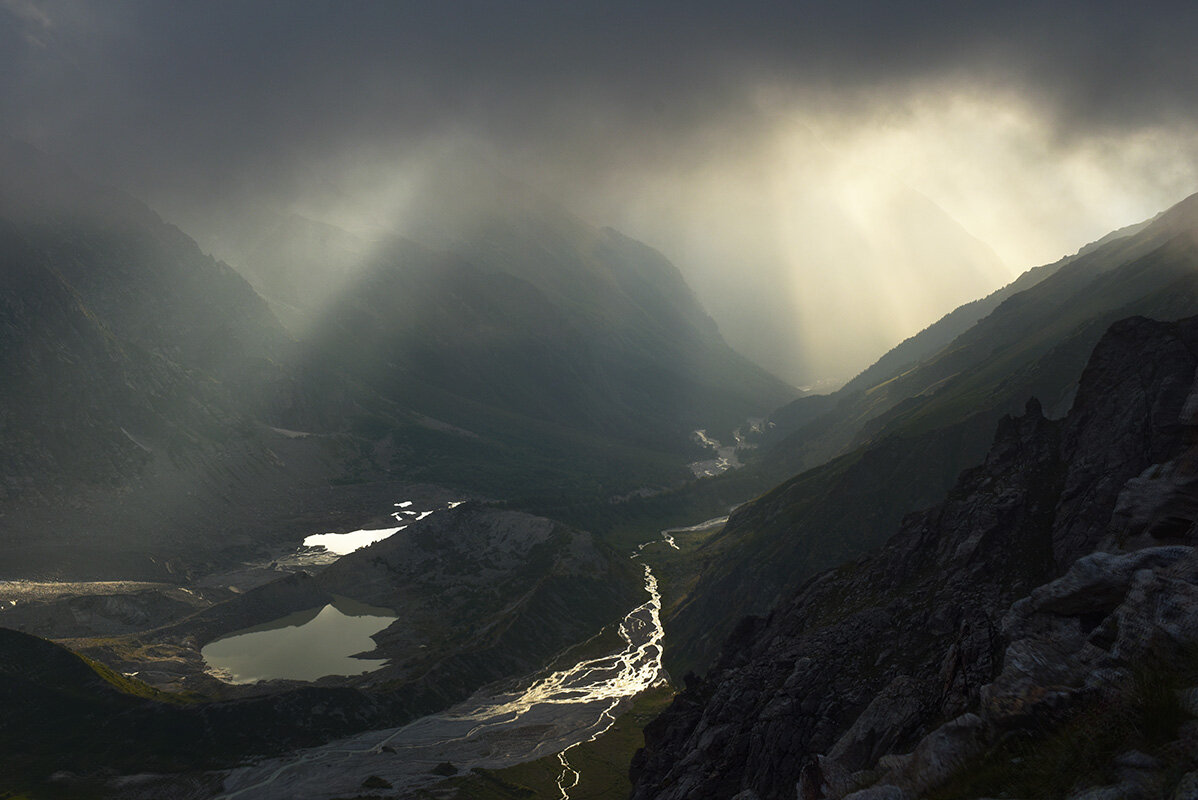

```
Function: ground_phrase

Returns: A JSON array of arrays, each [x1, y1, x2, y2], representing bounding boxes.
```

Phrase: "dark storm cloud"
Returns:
[[4, 0, 1198, 385], [4, 0, 1197, 197]]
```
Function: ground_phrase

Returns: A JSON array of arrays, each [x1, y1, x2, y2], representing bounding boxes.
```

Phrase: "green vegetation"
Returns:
[[638, 518, 734, 621], [931, 656, 1198, 799], [425, 685, 675, 800], [545, 460, 774, 550], [74, 652, 199, 704]]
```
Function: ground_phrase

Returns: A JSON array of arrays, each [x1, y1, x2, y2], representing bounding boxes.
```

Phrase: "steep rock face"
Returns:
[[666, 415, 996, 678], [0, 141, 355, 578], [631, 315, 1198, 800]]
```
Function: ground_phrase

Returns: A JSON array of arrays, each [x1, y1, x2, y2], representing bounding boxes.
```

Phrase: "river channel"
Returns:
[[215, 563, 665, 799]]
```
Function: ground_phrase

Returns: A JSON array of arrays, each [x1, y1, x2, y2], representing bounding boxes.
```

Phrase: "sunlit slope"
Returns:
[[763, 194, 1198, 474], [835, 213, 1157, 403], [868, 203, 1198, 438], [669, 191, 1198, 675]]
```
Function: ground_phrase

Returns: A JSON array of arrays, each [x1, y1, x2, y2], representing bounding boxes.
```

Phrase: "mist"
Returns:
[[4, 0, 1198, 385]]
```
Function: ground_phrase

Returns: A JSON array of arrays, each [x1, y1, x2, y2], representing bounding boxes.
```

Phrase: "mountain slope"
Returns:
[[762, 203, 1176, 473], [236, 164, 796, 457], [632, 314, 1198, 800], [0, 141, 346, 577], [666, 192, 1198, 674], [0, 139, 801, 578]]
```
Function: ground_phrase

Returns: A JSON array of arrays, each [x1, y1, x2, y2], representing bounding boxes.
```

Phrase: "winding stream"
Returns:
[[216, 564, 664, 799]]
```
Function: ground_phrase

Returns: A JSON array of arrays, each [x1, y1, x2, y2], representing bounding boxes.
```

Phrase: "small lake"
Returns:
[[202, 596, 398, 683]]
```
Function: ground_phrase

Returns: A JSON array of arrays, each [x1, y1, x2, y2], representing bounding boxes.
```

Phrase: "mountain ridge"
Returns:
[[632, 312, 1198, 800], [661, 190, 1198, 676]]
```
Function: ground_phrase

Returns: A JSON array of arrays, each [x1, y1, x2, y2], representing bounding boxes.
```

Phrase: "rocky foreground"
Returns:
[[631, 314, 1198, 800]]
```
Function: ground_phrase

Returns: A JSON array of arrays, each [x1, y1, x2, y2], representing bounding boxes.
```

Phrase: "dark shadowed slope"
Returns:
[[634, 313, 1198, 800]]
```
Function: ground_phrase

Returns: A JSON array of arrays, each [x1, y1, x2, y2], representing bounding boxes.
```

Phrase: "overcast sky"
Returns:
[[4, 0, 1198, 384]]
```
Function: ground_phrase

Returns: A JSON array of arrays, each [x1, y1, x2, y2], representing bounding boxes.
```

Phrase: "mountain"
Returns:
[[0, 142, 793, 577], [664, 191, 1198, 675], [632, 313, 1198, 800], [827, 212, 1158, 406], [233, 162, 797, 459], [0, 140, 336, 577]]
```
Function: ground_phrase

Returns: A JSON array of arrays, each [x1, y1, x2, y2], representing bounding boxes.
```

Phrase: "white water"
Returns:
[[298, 499, 452, 557], [688, 419, 765, 478], [687, 428, 743, 478], [636, 514, 730, 556], [216, 565, 664, 799], [302, 526, 405, 556]]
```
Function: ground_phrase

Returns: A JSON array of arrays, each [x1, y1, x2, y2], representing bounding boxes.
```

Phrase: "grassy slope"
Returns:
[[930, 656, 1198, 799]]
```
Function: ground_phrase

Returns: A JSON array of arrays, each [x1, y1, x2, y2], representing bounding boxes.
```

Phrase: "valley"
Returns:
[[4, 19, 1198, 796], [214, 561, 662, 799], [7, 171, 1198, 800], [0, 486, 685, 799]]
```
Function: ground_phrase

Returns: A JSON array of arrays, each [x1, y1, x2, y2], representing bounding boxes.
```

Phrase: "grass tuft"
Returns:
[[931, 653, 1198, 799]]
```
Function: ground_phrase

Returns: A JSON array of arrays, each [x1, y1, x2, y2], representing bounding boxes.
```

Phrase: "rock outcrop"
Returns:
[[631, 315, 1198, 800]]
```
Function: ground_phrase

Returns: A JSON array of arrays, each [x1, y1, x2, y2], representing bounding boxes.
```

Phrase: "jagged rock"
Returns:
[[1179, 688, 1198, 717], [983, 547, 1198, 722], [632, 316, 1198, 800], [828, 676, 925, 771], [1067, 783, 1152, 800], [1172, 770, 1198, 800], [1009, 547, 1194, 619], [1110, 557, 1198, 663], [1110, 461, 1198, 548], [1116, 749, 1162, 771], [796, 754, 859, 800], [879, 714, 990, 795]]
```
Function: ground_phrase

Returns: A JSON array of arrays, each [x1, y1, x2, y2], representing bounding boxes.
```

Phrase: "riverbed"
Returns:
[[215, 564, 664, 799]]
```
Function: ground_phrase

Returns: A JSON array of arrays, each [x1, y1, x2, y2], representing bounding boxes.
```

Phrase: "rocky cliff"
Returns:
[[631, 314, 1198, 800]]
